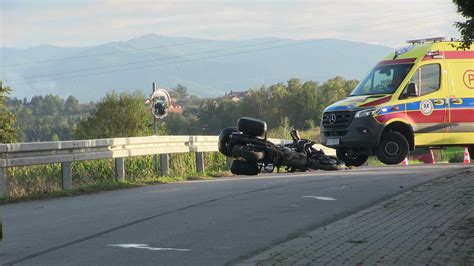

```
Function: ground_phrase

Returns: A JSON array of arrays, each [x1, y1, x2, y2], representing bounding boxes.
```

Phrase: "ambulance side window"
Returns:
[[405, 64, 441, 97]]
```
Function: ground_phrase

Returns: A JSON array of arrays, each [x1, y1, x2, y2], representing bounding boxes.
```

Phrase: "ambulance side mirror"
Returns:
[[406, 83, 419, 97]]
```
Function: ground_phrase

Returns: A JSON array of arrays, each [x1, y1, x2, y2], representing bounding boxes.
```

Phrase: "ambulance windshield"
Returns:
[[350, 63, 414, 96]]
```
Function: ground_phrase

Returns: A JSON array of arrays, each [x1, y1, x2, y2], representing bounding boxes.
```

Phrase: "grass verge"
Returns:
[[0, 170, 232, 204], [1, 152, 232, 204]]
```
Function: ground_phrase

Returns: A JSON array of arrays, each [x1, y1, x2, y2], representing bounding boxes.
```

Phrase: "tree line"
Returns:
[[6, 93, 95, 142], [190, 77, 357, 134], [1, 76, 357, 142]]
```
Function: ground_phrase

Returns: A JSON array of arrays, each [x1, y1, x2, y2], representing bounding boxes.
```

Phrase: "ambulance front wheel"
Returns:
[[376, 131, 409, 165]]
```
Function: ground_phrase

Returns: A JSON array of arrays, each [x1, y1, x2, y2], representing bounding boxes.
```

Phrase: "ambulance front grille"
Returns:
[[324, 131, 348, 137], [322, 111, 353, 129]]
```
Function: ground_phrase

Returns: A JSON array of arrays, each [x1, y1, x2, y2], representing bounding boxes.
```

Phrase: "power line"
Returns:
[[1, 40, 210, 68], [6, 14, 456, 87], [0, 26, 317, 69], [3, 10, 452, 84], [17, 39, 292, 81], [1, 7, 447, 69], [12, 40, 322, 84], [2, 11, 457, 87]]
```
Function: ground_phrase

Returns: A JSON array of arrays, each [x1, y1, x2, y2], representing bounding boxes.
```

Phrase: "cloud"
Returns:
[[0, 0, 465, 48]]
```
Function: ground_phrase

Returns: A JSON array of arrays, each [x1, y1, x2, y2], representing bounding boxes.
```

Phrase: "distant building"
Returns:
[[169, 97, 183, 114], [224, 90, 247, 102]]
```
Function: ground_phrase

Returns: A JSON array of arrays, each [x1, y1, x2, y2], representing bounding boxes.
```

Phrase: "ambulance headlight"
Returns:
[[354, 108, 379, 118]]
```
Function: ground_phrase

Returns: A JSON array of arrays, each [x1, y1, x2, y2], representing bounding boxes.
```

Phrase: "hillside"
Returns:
[[1, 34, 392, 101]]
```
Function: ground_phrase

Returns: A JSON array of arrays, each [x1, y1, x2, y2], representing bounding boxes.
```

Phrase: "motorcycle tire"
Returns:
[[237, 117, 267, 137], [310, 155, 345, 171], [230, 160, 259, 175], [336, 148, 368, 167], [218, 127, 239, 157], [232, 145, 265, 162], [312, 161, 345, 171]]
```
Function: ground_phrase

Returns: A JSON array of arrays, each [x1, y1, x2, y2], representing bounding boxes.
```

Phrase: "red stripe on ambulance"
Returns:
[[360, 96, 392, 107], [374, 112, 406, 123], [406, 110, 445, 123], [444, 51, 474, 59], [422, 51, 474, 61], [450, 109, 474, 122]]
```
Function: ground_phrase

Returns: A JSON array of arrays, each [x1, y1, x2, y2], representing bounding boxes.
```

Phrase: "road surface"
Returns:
[[0, 164, 468, 265]]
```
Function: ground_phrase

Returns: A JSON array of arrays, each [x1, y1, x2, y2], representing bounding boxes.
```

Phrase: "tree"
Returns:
[[74, 91, 153, 139], [65, 95, 81, 115], [453, 0, 474, 49], [175, 84, 189, 99], [0, 81, 17, 143]]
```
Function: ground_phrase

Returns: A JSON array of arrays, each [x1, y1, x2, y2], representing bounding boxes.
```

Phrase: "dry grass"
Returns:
[[2, 152, 230, 203]]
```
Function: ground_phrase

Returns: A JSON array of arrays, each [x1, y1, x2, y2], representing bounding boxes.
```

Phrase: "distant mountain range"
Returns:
[[1, 34, 392, 102]]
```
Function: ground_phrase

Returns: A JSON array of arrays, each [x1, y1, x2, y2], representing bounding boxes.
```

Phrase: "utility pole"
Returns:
[[152, 82, 158, 173]]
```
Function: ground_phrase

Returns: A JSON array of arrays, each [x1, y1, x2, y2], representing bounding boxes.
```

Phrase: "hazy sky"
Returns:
[[0, 0, 465, 48]]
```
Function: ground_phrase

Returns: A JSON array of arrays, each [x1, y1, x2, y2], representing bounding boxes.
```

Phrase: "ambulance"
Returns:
[[320, 37, 474, 166]]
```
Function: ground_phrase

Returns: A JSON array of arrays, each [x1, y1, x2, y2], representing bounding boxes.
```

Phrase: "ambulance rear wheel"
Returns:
[[376, 131, 409, 165], [336, 148, 368, 167]]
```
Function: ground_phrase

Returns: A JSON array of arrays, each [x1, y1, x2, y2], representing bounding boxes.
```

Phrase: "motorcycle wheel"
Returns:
[[232, 145, 265, 162], [336, 148, 368, 167], [237, 117, 267, 137], [230, 160, 259, 175], [311, 155, 345, 171], [218, 127, 239, 157]]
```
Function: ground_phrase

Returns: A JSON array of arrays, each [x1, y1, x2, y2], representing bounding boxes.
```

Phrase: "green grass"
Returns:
[[441, 147, 465, 163], [299, 127, 321, 142], [1, 152, 232, 204], [365, 147, 467, 166]]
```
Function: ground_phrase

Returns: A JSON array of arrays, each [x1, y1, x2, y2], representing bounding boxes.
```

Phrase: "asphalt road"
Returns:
[[0, 164, 468, 265]]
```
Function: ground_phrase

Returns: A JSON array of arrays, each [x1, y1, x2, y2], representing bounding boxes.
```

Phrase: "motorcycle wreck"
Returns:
[[218, 117, 345, 175]]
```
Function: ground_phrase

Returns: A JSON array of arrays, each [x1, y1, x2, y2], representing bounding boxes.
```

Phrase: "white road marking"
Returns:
[[108, 244, 191, 251], [302, 196, 336, 201], [280, 204, 300, 208], [329, 185, 346, 190]]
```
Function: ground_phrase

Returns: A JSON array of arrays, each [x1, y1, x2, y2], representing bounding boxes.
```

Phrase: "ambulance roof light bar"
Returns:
[[406, 37, 451, 44]]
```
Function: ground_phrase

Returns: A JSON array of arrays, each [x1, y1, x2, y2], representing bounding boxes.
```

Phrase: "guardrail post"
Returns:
[[61, 162, 72, 190], [153, 154, 158, 174], [160, 154, 169, 176], [0, 167, 5, 198], [196, 152, 204, 173], [115, 158, 125, 182]]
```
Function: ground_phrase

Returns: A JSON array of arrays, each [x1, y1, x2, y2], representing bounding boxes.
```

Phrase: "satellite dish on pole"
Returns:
[[145, 89, 171, 119]]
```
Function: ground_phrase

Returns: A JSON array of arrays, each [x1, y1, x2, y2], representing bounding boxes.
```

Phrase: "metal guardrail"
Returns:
[[0, 135, 334, 197]]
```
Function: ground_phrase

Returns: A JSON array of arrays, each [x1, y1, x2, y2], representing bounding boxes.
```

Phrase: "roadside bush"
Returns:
[[448, 153, 464, 163]]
